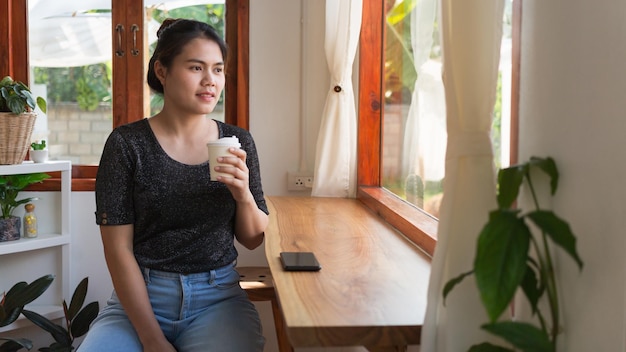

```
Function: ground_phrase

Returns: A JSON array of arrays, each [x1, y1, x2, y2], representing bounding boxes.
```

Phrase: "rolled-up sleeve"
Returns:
[[95, 130, 136, 226]]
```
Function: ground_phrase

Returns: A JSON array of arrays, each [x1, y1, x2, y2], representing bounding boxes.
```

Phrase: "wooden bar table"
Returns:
[[265, 196, 431, 352]]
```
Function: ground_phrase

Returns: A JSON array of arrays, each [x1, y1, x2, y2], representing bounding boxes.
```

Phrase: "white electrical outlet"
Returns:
[[287, 172, 314, 191]]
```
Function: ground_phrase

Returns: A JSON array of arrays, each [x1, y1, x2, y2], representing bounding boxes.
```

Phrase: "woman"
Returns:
[[78, 19, 267, 352]]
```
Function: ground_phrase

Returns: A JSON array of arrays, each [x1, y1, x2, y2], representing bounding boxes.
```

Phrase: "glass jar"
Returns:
[[23, 203, 38, 238]]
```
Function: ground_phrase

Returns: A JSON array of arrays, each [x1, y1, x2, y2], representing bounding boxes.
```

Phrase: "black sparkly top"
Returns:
[[94, 119, 268, 273]]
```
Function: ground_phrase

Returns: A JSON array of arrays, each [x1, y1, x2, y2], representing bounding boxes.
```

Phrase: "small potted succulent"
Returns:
[[0, 173, 50, 241], [0, 76, 47, 165], [30, 140, 48, 163]]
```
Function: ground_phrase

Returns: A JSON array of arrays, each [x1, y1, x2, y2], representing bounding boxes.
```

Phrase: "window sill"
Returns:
[[357, 186, 437, 257]]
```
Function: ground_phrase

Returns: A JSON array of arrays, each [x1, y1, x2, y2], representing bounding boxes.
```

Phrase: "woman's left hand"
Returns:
[[214, 147, 254, 202]]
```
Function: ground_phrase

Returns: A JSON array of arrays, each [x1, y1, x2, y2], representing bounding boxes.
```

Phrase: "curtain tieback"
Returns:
[[446, 130, 493, 159], [330, 79, 353, 93]]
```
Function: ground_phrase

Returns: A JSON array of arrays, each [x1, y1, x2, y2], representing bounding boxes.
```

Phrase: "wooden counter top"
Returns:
[[265, 196, 431, 351]]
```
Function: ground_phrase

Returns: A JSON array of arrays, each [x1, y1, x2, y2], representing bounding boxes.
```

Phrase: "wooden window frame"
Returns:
[[0, 1, 28, 82], [1, 0, 248, 192], [357, 0, 521, 256]]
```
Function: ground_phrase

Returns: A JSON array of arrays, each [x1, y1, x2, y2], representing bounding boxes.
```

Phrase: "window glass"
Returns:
[[381, 0, 513, 219], [494, 0, 514, 170], [28, 1, 225, 166], [28, 2, 113, 165]]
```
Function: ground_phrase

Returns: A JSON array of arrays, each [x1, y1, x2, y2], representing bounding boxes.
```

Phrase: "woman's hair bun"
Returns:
[[157, 18, 179, 38]]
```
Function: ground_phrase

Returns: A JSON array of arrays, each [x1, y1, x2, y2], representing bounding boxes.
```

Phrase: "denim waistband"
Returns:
[[141, 260, 237, 282]]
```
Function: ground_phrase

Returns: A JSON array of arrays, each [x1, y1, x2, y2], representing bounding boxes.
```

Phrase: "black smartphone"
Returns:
[[280, 252, 322, 271]]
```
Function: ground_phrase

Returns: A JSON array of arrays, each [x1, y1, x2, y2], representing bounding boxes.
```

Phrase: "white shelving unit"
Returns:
[[0, 160, 71, 333]]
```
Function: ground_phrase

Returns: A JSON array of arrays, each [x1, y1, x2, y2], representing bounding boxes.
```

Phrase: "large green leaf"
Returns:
[[442, 270, 474, 304], [36, 96, 47, 113], [0, 307, 22, 328], [1, 275, 54, 326], [497, 164, 526, 209], [526, 210, 584, 270], [13, 197, 42, 209], [3, 173, 51, 191], [2, 282, 28, 314], [21, 309, 71, 346], [5, 275, 54, 308], [468, 342, 514, 352], [520, 263, 543, 315], [67, 277, 89, 321], [18, 88, 36, 111], [0, 173, 51, 217], [70, 301, 99, 338], [0, 339, 31, 352], [528, 157, 559, 195], [6, 96, 26, 115], [482, 321, 553, 352], [475, 210, 531, 322]]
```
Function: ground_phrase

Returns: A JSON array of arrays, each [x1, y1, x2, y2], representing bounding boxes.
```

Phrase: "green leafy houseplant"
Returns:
[[0, 275, 55, 352], [0, 173, 51, 220], [0, 76, 47, 165], [22, 277, 99, 352], [30, 141, 46, 151], [0, 76, 46, 115], [443, 156, 584, 352]]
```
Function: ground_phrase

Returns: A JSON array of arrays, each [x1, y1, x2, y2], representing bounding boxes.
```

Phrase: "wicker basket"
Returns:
[[0, 112, 37, 165]]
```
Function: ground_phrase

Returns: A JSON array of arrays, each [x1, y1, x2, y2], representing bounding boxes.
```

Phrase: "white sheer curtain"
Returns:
[[402, 0, 445, 196], [420, 1, 506, 351], [311, 0, 362, 198]]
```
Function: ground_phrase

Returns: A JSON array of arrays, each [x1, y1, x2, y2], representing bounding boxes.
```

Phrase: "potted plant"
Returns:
[[29, 140, 48, 164], [0, 173, 50, 242], [23, 277, 99, 352], [0, 274, 55, 351], [0, 76, 47, 165], [0, 275, 98, 352], [443, 156, 584, 352]]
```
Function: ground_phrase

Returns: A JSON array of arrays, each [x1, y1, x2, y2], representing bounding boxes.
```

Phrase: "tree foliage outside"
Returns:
[[150, 4, 224, 33], [34, 64, 112, 112]]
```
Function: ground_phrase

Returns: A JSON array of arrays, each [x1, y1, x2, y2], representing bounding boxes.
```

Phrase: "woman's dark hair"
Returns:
[[147, 18, 228, 94]]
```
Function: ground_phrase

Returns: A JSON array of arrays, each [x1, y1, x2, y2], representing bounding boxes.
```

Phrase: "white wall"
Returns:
[[520, 1, 626, 351], [251, 0, 329, 198]]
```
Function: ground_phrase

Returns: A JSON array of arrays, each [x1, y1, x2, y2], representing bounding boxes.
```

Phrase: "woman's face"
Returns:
[[156, 37, 225, 116]]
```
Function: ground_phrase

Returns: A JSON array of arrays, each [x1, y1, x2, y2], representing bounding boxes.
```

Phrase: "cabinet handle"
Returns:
[[115, 24, 125, 57], [131, 24, 140, 56]]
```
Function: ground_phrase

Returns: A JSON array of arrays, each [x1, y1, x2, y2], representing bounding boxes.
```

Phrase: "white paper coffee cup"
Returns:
[[207, 136, 241, 181]]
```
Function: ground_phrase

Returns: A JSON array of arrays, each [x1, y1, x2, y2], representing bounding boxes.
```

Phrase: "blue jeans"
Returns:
[[78, 262, 265, 351]]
